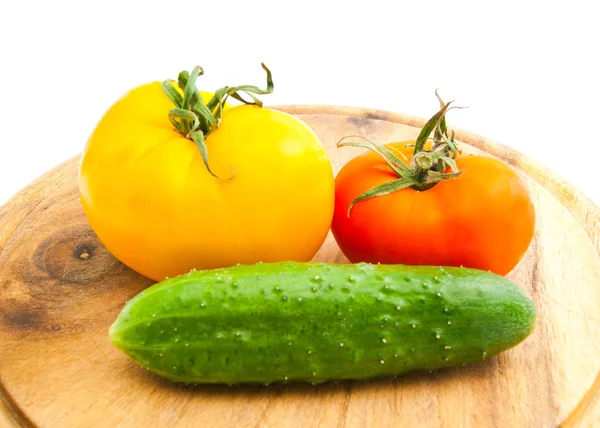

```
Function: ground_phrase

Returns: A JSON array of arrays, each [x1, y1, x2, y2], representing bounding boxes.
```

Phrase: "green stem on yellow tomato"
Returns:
[[161, 63, 274, 179]]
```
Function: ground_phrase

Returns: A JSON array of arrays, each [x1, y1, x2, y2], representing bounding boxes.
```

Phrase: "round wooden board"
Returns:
[[1, 106, 600, 428]]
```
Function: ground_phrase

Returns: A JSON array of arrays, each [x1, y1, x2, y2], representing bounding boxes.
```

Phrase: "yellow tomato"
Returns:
[[79, 81, 334, 281]]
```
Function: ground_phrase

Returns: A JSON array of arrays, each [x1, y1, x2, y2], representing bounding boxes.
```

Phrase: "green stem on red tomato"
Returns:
[[161, 63, 274, 179], [337, 91, 467, 216]]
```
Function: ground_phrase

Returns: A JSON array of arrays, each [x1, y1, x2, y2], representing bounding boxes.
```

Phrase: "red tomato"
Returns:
[[331, 142, 535, 276]]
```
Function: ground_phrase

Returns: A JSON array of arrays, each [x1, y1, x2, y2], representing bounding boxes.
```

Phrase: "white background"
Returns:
[[1, 1, 599, 207]]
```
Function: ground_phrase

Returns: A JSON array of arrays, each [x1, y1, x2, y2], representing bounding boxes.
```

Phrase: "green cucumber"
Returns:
[[109, 261, 536, 385]]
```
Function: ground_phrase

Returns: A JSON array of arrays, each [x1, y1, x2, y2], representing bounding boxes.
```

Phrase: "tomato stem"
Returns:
[[414, 152, 434, 170], [338, 91, 467, 215], [161, 64, 274, 179]]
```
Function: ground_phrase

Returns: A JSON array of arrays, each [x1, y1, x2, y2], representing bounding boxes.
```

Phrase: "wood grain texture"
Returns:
[[1, 106, 600, 428]]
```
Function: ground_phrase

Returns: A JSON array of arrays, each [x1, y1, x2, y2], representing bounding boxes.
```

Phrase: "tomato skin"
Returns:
[[79, 82, 334, 281], [331, 142, 535, 276]]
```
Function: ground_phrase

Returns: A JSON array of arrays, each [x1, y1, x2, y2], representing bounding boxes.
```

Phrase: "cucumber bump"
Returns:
[[109, 262, 536, 385]]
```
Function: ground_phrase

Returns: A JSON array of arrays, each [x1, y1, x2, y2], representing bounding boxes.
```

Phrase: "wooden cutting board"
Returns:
[[1, 105, 600, 428]]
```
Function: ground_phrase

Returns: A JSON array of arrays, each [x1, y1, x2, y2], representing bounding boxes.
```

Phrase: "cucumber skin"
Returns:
[[109, 262, 536, 385]]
